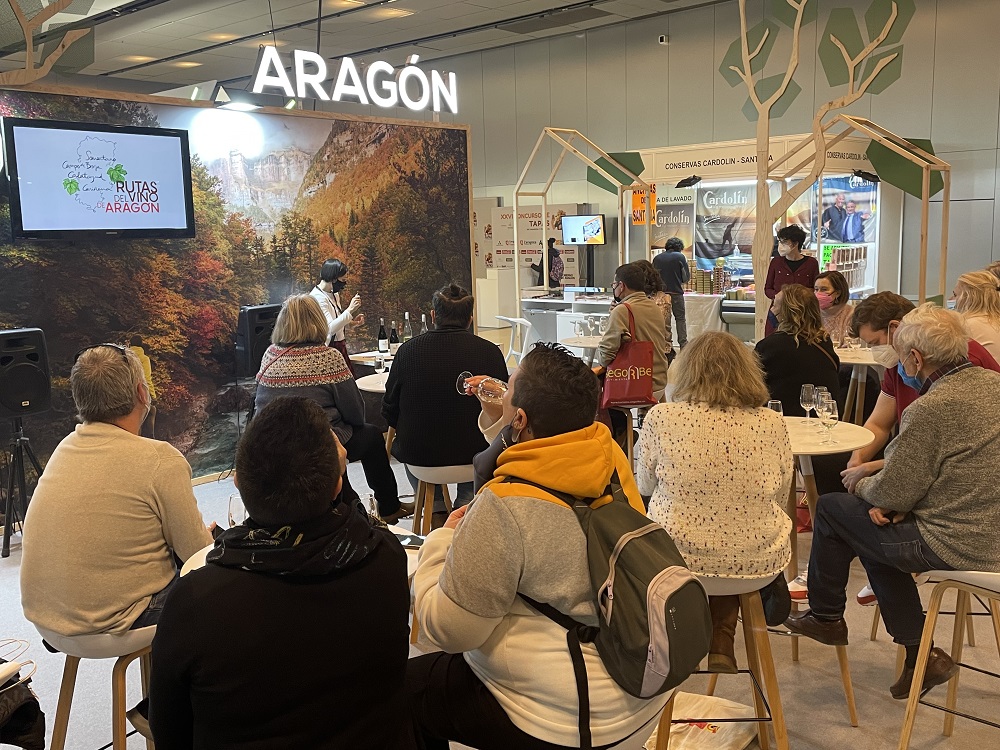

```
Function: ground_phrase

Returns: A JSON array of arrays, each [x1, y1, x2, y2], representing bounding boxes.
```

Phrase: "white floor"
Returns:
[[2, 461, 998, 749]]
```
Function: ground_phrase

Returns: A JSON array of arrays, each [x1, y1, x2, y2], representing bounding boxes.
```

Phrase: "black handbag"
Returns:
[[0, 658, 45, 750]]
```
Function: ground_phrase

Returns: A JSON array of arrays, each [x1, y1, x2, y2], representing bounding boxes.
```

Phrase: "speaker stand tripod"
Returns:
[[2, 418, 42, 558]]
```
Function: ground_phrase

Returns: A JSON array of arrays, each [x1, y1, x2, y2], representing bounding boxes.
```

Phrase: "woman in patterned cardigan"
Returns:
[[254, 295, 411, 523], [636, 332, 792, 674]]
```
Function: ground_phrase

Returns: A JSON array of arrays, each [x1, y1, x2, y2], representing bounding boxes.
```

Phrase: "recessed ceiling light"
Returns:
[[327, 0, 364, 6], [172, 61, 203, 68], [201, 33, 238, 42], [240, 38, 286, 48], [119, 54, 155, 63], [368, 6, 412, 18]]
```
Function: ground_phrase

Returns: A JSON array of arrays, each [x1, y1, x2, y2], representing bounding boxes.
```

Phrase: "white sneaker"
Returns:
[[856, 584, 877, 606], [788, 574, 808, 601]]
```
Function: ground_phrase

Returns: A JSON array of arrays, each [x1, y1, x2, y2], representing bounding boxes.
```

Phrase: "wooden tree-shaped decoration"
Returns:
[[729, 0, 903, 336], [0, 0, 91, 86]]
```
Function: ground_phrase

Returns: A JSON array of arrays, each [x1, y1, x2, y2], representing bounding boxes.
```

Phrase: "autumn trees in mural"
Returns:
[[0, 90, 472, 472]]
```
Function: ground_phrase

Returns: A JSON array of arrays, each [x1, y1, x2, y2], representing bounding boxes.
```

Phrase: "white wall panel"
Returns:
[[585, 25, 628, 153], [547, 34, 589, 182], [481, 46, 518, 187], [514, 40, 552, 185], [666, 5, 716, 148]]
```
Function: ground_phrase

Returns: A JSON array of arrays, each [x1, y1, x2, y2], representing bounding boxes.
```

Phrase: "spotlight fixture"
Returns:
[[675, 175, 702, 188], [852, 169, 880, 183]]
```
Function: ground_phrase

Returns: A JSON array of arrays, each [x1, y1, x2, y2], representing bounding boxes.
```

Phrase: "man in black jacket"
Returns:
[[383, 284, 509, 525], [652, 237, 691, 348], [148, 397, 412, 749]]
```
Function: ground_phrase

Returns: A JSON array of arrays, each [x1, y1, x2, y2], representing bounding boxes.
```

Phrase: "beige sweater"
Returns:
[[599, 292, 669, 394], [20, 422, 212, 636]]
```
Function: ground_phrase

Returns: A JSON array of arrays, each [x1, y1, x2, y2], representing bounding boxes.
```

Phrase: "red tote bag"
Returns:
[[601, 303, 658, 410]]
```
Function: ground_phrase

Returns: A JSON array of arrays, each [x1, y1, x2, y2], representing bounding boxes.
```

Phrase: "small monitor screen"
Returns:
[[561, 214, 606, 245], [3, 117, 196, 239]]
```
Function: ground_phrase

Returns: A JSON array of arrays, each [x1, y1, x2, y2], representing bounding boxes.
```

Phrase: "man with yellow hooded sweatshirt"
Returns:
[[406, 343, 669, 749]]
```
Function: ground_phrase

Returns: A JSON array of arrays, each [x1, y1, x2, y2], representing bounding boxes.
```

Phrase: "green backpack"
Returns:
[[504, 473, 712, 750]]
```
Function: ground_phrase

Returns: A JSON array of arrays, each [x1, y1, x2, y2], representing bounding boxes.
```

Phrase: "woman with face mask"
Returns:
[[763, 225, 819, 337], [310, 258, 364, 373], [814, 270, 853, 345]]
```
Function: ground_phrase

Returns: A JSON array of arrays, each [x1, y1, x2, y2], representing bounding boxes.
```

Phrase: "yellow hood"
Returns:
[[484, 422, 645, 514]]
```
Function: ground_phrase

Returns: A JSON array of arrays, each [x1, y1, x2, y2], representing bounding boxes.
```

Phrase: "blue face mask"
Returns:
[[896, 360, 922, 392]]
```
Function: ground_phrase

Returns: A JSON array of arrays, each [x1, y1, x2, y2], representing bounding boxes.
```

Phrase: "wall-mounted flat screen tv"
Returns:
[[2, 117, 196, 240], [561, 214, 606, 245]]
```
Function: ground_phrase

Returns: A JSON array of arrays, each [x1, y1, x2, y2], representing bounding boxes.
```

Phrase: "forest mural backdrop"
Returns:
[[0, 90, 472, 476]]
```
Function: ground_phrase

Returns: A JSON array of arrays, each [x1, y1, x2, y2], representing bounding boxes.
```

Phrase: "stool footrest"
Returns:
[[674, 669, 773, 725]]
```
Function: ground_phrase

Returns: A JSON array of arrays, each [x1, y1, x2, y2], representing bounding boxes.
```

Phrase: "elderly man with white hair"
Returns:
[[786, 303, 1000, 700]]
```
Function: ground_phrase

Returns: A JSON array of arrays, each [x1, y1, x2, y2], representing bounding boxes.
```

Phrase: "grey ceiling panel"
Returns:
[[499, 7, 611, 35]]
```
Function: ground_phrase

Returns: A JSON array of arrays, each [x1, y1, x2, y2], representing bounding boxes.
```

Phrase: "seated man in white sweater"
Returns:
[[407, 343, 668, 749], [20, 344, 213, 636]]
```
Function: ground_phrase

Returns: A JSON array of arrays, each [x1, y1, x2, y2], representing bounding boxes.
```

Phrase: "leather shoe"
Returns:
[[431, 511, 449, 530], [783, 610, 848, 646], [381, 501, 415, 524], [889, 647, 959, 700]]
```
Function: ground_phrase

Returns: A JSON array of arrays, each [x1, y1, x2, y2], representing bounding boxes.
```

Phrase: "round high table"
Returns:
[[349, 351, 394, 367], [181, 524, 419, 579], [783, 417, 875, 582], [835, 348, 879, 425], [560, 335, 603, 366], [355, 372, 389, 394]]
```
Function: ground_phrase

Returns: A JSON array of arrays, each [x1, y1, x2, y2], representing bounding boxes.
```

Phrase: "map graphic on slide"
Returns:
[[11, 123, 189, 232], [62, 136, 119, 212]]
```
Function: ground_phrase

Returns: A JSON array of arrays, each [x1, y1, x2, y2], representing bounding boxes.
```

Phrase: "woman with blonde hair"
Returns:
[[254, 294, 411, 522], [954, 269, 1000, 362], [755, 284, 840, 415], [637, 331, 792, 673]]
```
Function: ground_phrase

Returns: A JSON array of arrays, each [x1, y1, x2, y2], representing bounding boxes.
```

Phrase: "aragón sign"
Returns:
[[251, 47, 458, 114]]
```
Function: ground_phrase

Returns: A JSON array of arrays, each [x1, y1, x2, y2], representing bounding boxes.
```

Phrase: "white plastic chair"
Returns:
[[898, 570, 1000, 750], [495, 315, 534, 366], [37, 625, 157, 750]]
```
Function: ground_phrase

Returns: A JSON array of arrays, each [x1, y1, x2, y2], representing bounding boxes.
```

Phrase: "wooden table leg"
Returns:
[[799, 455, 819, 522], [854, 367, 868, 425], [844, 366, 859, 424], [785, 469, 799, 583]]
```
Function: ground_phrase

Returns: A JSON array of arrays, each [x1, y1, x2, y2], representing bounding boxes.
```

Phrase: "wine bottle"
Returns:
[[377, 318, 389, 353], [403, 312, 413, 342], [389, 320, 401, 354], [420, 313, 429, 335]]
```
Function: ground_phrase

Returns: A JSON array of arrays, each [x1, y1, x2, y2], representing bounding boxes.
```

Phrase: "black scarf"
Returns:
[[206, 502, 384, 576]]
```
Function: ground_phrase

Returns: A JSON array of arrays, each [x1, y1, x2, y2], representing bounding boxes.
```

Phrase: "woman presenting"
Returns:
[[310, 258, 363, 371], [764, 225, 819, 336]]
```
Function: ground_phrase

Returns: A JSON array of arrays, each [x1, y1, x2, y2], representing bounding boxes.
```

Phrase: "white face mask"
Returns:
[[871, 344, 899, 368]]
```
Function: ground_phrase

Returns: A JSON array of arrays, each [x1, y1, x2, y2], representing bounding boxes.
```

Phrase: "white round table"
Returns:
[[356, 372, 390, 394], [782, 416, 875, 580], [349, 350, 394, 366], [181, 524, 419, 579], [560, 335, 603, 366], [834, 348, 880, 425]]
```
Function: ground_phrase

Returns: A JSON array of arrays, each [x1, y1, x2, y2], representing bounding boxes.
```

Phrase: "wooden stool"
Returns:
[[871, 598, 993, 649], [406, 464, 473, 536], [37, 625, 156, 750], [692, 583, 789, 750], [899, 570, 1000, 749]]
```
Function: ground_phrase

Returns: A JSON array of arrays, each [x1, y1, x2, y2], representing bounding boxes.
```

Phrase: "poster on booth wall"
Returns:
[[473, 198, 500, 276], [652, 187, 696, 254], [548, 205, 578, 285], [820, 175, 878, 248], [489, 206, 515, 270], [693, 181, 783, 271]]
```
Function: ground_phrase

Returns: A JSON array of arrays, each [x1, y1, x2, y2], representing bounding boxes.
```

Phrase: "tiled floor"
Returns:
[[3, 462, 997, 749]]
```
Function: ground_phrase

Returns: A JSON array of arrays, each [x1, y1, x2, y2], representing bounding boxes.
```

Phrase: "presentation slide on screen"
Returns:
[[12, 125, 189, 231], [561, 214, 605, 245]]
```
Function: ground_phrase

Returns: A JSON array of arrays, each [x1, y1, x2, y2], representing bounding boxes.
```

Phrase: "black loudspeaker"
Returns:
[[235, 304, 281, 377], [0, 328, 51, 419]]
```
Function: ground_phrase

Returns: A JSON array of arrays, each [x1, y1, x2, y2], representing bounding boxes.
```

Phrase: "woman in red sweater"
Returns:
[[764, 225, 819, 336]]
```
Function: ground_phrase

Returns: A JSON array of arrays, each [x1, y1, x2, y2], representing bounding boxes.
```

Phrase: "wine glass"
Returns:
[[228, 492, 247, 527], [799, 384, 815, 424], [767, 400, 783, 415], [374, 355, 386, 375], [587, 316, 598, 335], [814, 387, 830, 429], [599, 316, 610, 335], [819, 397, 839, 444], [456, 370, 508, 404], [573, 320, 586, 337]]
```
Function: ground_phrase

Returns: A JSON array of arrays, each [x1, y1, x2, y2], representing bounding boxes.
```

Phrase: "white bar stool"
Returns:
[[37, 625, 157, 750], [406, 464, 474, 535], [495, 315, 534, 367], [898, 570, 1000, 750]]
